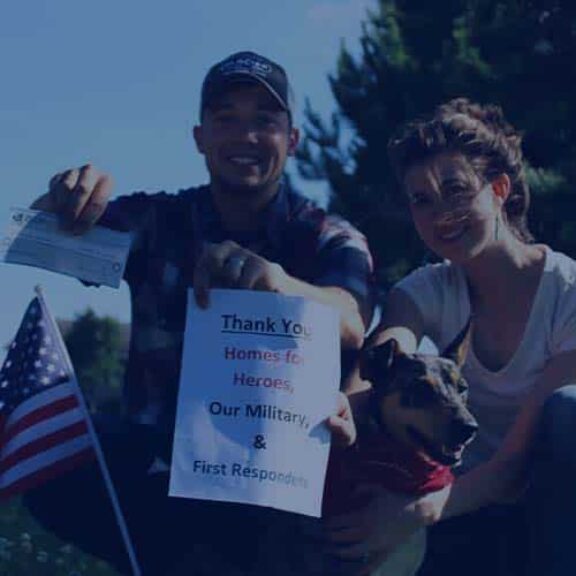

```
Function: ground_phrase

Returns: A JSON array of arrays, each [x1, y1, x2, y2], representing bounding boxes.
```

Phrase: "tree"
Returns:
[[62, 309, 127, 414], [297, 0, 576, 289]]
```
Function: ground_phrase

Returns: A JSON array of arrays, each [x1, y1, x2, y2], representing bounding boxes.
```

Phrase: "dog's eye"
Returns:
[[456, 378, 468, 396], [401, 380, 437, 408]]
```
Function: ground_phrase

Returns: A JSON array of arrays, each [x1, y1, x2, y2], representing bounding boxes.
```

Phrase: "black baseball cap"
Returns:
[[200, 51, 294, 117]]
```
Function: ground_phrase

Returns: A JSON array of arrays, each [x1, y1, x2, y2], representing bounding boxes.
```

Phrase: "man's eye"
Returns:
[[214, 114, 237, 126], [256, 114, 279, 129]]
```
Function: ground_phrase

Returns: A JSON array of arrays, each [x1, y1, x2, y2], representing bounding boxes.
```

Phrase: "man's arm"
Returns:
[[193, 240, 370, 349]]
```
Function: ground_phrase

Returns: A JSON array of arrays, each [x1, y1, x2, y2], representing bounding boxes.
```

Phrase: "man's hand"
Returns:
[[192, 240, 366, 349], [31, 164, 112, 234], [325, 484, 450, 575], [193, 240, 287, 308]]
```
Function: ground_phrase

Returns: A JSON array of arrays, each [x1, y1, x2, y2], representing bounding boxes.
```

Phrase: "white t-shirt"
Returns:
[[396, 246, 576, 472]]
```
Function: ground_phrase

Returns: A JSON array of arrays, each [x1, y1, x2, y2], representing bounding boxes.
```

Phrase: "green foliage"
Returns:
[[0, 310, 126, 574], [0, 498, 119, 575], [63, 310, 126, 415], [298, 0, 576, 288]]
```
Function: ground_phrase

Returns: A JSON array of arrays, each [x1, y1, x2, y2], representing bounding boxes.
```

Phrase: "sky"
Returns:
[[0, 0, 373, 357]]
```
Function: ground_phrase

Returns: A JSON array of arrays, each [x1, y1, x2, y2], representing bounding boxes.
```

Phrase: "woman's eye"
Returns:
[[444, 185, 475, 205], [408, 193, 431, 206]]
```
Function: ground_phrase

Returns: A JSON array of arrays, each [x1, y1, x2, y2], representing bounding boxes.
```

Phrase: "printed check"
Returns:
[[0, 208, 132, 288]]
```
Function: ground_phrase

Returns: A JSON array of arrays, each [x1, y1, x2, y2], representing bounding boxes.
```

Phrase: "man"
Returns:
[[26, 51, 373, 574]]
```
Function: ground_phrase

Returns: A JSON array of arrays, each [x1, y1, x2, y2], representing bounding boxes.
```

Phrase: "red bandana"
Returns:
[[323, 432, 454, 516]]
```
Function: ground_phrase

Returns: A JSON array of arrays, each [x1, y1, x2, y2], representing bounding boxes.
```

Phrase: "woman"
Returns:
[[331, 99, 576, 576]]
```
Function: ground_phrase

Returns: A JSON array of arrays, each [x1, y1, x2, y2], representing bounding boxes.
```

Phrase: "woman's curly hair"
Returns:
[[388, 98, 533, 242]]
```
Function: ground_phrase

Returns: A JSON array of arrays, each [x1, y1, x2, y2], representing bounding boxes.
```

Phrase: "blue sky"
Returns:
[[0, 0, 372, 355]]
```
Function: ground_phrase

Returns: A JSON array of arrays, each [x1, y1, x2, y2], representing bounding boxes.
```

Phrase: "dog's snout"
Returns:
[[449, 419, 478, 446]]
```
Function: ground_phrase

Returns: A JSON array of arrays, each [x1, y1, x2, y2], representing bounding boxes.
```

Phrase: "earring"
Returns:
[[494, 214, 500, 241]]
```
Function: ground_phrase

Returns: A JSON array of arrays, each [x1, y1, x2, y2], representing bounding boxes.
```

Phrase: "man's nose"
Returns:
[[233, 121, 260, 142]]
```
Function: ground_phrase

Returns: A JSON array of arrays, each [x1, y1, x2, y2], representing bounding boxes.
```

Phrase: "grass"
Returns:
[[0, 498, 120, 576]]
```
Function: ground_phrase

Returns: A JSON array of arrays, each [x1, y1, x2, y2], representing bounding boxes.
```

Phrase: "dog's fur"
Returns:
[[359, 321, 478, 468], [324, 322, 478, 515]]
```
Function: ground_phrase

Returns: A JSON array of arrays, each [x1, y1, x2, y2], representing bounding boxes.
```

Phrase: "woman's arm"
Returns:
[[434, 348, 576, 520], [343, 288, 423, 397]]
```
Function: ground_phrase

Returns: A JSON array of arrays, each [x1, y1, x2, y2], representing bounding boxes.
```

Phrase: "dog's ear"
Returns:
[[442, 318, 472, 367], [359, 339, 400, 385]]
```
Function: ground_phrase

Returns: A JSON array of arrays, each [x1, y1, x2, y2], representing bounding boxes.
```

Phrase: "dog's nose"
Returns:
[[449, 419, 478, 446]]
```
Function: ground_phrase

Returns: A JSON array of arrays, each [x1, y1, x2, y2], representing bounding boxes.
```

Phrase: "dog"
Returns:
[[313, 323, 479, 575], [324, 321, 478, 513]]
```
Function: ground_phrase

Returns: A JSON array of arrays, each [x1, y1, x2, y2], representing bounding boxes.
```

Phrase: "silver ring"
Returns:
[[225, 255, 247, 276]]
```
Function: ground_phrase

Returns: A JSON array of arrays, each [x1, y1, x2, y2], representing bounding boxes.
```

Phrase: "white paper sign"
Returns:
[[0, 208, 132, 288], [169, 289, 341, 517]]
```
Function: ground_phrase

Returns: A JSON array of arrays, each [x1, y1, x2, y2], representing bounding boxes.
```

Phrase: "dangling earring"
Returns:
[[494, 214, 500, 242]]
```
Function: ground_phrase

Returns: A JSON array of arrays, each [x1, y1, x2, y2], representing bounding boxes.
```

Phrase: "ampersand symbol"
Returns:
[[253, 435, 267, 450]]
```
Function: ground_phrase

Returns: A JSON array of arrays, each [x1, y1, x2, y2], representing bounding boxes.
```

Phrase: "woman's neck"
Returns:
[[463, 235, 545, 307]]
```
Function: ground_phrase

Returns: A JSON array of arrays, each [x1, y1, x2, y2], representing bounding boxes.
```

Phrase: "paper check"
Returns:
[[0, 208, 132, 288]]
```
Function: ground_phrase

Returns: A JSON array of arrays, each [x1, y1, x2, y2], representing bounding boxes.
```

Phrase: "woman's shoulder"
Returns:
[[543, 246, 576, 289]]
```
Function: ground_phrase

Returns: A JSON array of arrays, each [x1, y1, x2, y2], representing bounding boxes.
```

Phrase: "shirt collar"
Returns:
[[194, 181, 290, 249]]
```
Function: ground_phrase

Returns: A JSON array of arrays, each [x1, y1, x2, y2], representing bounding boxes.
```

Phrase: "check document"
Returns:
[[0, 208, 132, 288]]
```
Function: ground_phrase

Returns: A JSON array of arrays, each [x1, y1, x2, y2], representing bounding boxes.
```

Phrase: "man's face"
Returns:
[[194, 84, 299, 199]]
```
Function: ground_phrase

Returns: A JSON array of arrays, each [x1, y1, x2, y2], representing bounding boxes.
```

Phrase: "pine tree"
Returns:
[[63, 309, 126, 414], [298, 0, 576, 288]]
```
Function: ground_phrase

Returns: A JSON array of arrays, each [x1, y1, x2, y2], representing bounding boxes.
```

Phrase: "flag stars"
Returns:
[[34, 360, 43, 369], [39, 347, 47, 356], [46, 364, 56, 373], [40, 376, 51, 386]]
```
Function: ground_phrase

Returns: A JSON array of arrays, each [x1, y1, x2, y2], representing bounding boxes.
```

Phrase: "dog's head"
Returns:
[[360, 322, 478, 466]]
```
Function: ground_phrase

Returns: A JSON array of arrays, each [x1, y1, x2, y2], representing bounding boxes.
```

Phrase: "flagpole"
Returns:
[[34, 286, 142, 576]]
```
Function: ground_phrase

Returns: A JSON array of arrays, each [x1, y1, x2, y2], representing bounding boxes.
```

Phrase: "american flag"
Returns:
[[0, 296, 94, 499]]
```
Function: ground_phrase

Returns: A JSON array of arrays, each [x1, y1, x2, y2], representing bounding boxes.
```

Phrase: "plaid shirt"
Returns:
[[100, 184, 373, 435]]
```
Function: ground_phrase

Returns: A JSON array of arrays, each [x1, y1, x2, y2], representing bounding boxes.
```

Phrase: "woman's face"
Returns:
[[403, 152, 499, 264]]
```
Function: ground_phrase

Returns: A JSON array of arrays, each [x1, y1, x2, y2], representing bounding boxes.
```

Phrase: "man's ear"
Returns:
[[287, 127, 300, 157], [193, 125, 205, 155], [359, 339, 399, 386]]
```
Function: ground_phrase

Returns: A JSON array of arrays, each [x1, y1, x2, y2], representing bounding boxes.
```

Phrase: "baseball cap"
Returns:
[[200, 51, 294, 117]]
